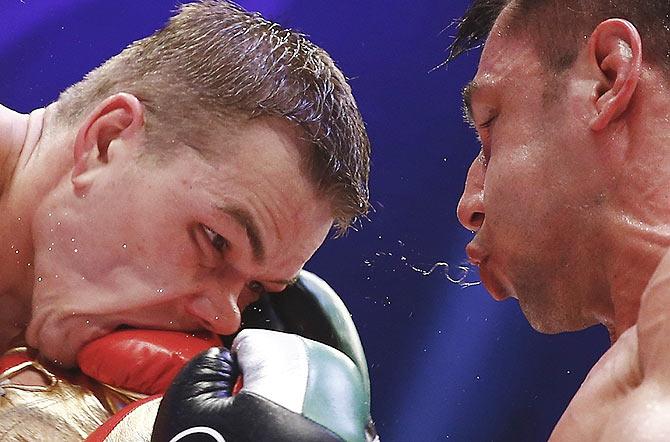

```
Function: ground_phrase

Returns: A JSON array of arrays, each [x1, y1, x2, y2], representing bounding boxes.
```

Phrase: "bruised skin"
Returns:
[[551, 251, 670, 441]]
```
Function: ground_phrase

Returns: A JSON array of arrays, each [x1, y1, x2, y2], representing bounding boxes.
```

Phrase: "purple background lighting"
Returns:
[[0, 1, 610, 440]]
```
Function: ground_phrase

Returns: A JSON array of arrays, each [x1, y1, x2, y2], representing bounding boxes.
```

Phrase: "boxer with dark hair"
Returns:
[[453, 0, 670, 439], [0, 1, 373, 440]]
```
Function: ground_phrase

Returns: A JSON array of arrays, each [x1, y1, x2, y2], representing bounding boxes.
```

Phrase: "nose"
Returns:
[[188, 274, 247, 335], [457, 157, 486, 231]]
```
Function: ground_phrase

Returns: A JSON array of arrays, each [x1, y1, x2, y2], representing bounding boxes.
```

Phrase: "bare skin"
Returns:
[[458, 5, 670, 439], [551, 250, 670, 440], [0, 94, 334, 382]]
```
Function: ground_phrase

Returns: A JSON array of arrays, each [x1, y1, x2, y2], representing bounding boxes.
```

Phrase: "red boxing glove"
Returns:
[[77, 329, 223, 396]]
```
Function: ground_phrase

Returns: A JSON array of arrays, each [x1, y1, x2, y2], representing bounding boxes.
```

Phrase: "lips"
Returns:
[[465, 241, 486, 266], [465, 239, 510, 302], [478, 266, 510, 301], [26, 314, 115, 367]]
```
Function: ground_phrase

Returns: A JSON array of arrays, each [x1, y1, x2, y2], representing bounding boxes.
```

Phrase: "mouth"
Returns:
[[27, 317, 115, 368], [465, 240, 487, 266], [477, 265, 511, 301], [465, 239, 511, 302], [27, 312, 202, 369]]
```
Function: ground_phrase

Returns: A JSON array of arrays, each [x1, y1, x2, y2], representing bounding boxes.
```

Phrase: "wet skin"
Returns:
[[457, 6, 670, 440], [0, 96, 333, 368]]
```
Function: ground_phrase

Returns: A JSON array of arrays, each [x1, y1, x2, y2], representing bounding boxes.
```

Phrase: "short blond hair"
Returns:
[[57, 0, 370, 232]]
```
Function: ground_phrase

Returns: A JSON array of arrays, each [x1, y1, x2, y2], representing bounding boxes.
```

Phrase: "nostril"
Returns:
[[470, 212, 485, 229]]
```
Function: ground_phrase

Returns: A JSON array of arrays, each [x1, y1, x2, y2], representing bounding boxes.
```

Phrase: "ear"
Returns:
[[588, 19, 642, 132], [71, 93, 144, 189]]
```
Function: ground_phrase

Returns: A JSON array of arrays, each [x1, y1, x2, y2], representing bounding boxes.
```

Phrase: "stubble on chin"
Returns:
[[517, 283, 597, 334]]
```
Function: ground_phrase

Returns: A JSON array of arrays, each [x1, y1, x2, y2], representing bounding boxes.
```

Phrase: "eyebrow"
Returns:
[[462, 80, 478, 127], [216, 204, 266, 263]]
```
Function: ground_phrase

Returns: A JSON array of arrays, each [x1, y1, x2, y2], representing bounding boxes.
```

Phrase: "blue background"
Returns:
[[0, 1, 610, 440]]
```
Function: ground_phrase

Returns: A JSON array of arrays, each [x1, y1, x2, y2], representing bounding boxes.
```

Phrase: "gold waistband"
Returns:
[[0, 347, 146, 441], [0, 347, 58, 394]]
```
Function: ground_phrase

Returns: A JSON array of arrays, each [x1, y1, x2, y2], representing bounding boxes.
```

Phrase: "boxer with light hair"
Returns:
[[0, 1, 375, 440], [453, 0, 670, 439]]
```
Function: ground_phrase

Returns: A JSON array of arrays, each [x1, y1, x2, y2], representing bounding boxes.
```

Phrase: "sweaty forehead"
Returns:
[[474, 7, 541, 85]]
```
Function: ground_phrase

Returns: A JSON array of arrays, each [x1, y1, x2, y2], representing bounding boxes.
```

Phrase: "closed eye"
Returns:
[[478, 114, 497, 130], [202, 225, 229, 252], [477, 115, 496, 166]]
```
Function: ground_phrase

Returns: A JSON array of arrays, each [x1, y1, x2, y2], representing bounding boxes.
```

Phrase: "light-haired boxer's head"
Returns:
[[26, 0, 369, 367], [454, 0, 666, 333], [56, 0, 370, 231]]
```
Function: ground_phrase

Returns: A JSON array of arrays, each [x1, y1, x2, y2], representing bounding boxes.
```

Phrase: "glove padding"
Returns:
[[152, 329, 369, 442], [78, 329, 223, 396]]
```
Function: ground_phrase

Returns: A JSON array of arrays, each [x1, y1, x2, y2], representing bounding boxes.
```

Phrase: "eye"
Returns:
[[247, 280, 267, 295], [479, 114, 497, 129], [203, 225, 229, 252], [477, 115, 496, 167]]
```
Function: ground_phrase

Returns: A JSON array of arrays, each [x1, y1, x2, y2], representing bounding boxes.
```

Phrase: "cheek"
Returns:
[[483, 161, 556, 250]]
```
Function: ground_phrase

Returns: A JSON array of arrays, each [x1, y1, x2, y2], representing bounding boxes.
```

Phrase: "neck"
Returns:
[[0, 105, 47, 353], [600, 132, 670, 341], [604, 216, 670, 341], [591, 74, 670, 342]]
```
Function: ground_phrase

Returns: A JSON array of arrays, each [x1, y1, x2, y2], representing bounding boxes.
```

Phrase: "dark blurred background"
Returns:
[[0, 1, 610, 440]]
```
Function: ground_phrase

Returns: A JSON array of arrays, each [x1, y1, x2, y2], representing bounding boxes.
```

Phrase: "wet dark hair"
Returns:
[[57, 0, 370, 232], [449, 0, 670, 72]]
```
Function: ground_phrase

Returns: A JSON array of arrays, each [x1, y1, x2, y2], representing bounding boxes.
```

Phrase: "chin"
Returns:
[[522, 303, 595, 335], [26, 312, 113, 368]]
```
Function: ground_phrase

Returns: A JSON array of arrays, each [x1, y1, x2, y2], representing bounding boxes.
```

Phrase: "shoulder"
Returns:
[[637, 248, 670, 380], [592, 249, 670, 440], [550, 251, 670, 441]]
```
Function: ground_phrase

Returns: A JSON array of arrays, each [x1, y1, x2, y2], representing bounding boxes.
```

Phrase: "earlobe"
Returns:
[[588, 19, 642, 132], [71, 93, 145, 188]]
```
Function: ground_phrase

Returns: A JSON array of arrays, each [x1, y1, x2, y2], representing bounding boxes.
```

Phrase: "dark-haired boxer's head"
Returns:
[[450, 0, 670, 76], [454, 1, 670, 334], [22, 1, 369, 367]]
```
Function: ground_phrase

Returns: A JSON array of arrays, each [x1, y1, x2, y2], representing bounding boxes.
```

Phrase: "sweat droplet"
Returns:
[[122, 244, 127, 249], [73, 248, 78, 253], [37, 277, 43, 282], [156, 288, 165, 294]]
